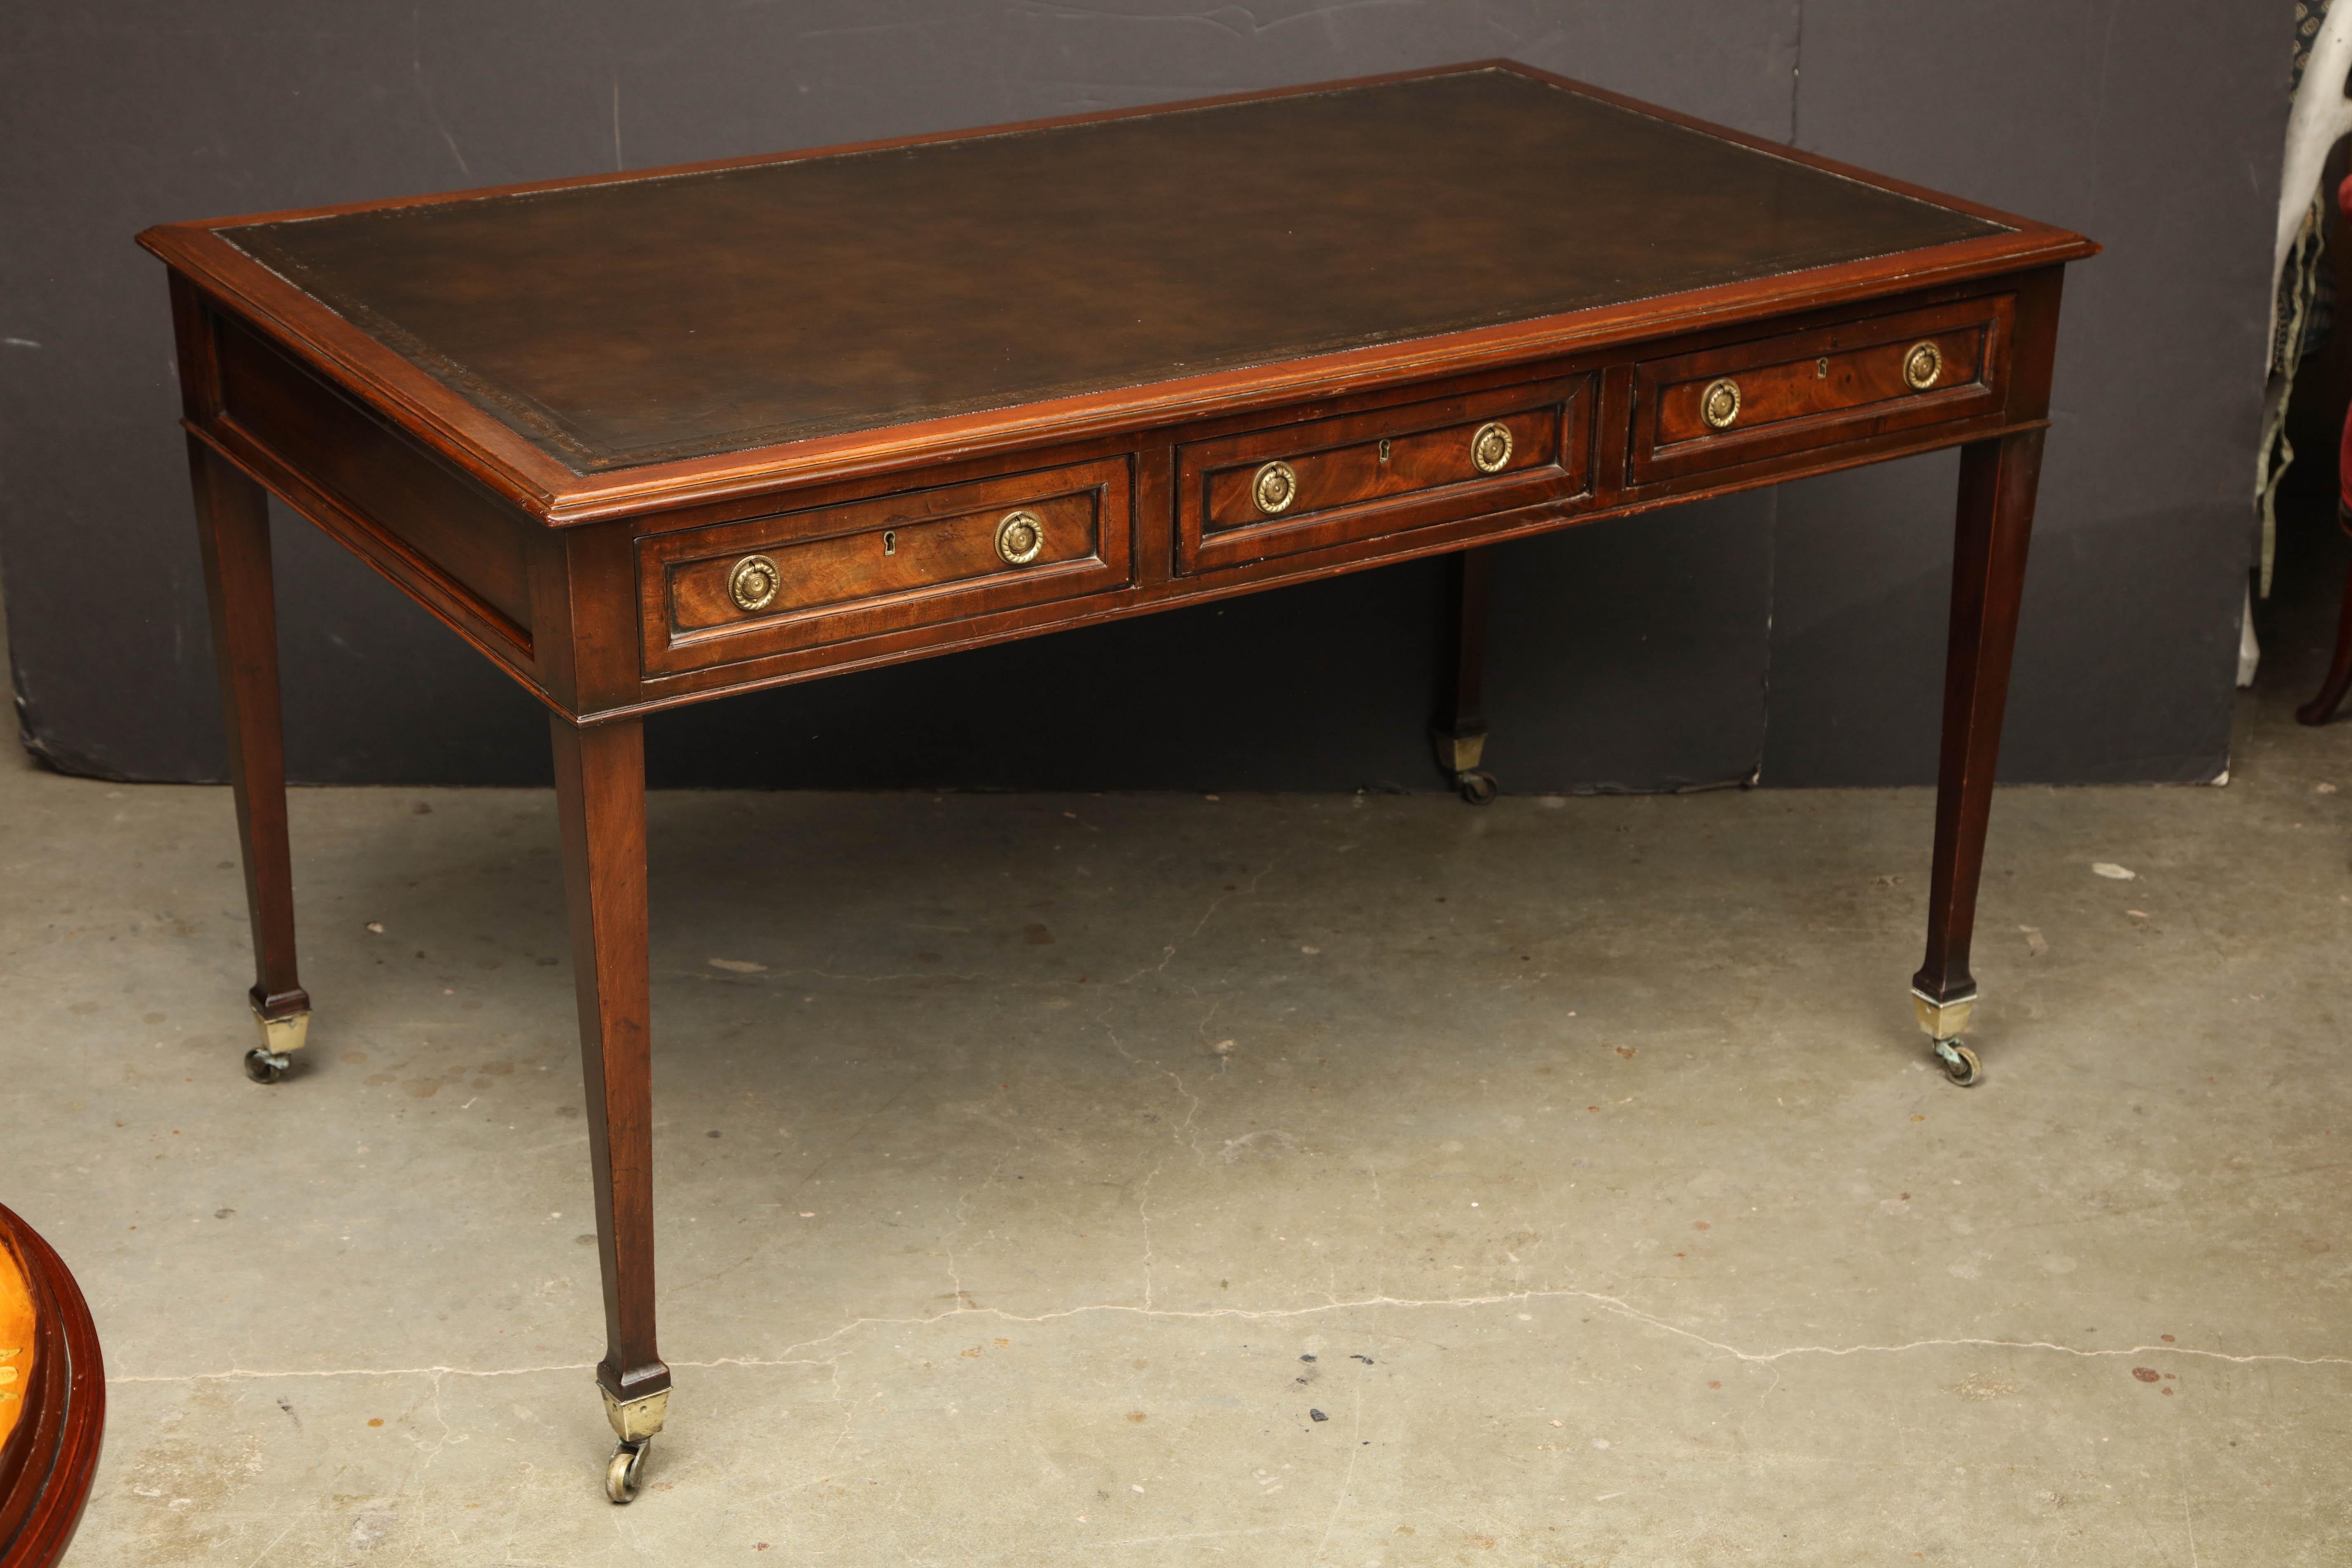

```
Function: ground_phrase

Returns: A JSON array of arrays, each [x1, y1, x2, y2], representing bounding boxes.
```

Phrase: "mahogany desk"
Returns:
[[139, 63, 2095, 1501]]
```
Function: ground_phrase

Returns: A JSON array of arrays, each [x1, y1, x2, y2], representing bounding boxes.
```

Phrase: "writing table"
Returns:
[[138, 62, 2096, 1500]]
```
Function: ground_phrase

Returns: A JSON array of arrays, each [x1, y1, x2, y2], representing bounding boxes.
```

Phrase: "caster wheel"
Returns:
[[244, 1048, 290, 1084], [1457, 770, 1499, 806], [607, 1438, 649, 1503], [1936, 1041, 1981, 1087]]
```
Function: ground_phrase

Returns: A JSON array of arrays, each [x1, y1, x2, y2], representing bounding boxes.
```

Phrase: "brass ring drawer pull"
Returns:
[[1903, 340, 1943, 390], [1470, 420, 1514, 473], [728, 553, 780, 612], [1701, 377, 1742, 430], [1252, 460, 1298, 516], [995, 509, 1044, 566]]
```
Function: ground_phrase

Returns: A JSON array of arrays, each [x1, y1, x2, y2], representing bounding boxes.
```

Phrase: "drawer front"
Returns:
[[1631, 296, 2014, 484], [1176, 375, 1593, 574], [638, 457, 1132, 674]]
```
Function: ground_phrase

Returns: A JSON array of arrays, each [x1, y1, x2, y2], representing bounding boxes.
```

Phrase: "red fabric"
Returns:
[[2342, 391, 2352, 514], [2341, 391, 2351, 515]]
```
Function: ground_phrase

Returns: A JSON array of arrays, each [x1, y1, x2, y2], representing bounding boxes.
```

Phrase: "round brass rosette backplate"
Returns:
[[1903, 340, 1943, 390], [1252, 460, 1298, 516], [728, 554, 780, 612], [995, 510, 1044, 566], [1700, 378, 1742, 430], [1470, 420, 1514, 474]]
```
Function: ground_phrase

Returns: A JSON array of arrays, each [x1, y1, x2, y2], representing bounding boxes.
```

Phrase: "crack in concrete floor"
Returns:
[[107, 1286, 2352, 1387]]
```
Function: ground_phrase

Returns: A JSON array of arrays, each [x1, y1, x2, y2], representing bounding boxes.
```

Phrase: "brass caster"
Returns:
[[246, 1007, 309, 1082], [1934, 1039, 1981, 1087], [606, 1438, 650, 1503], [1432, 726, 1491, 804], [598, 1381, 668, 1501], [1910, 988, 1977, 1084]]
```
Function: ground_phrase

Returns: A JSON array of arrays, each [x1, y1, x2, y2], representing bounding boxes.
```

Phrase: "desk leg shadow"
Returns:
[[1432, 545, 1499, 805], [189, 438, 311, 1083], [550, 716, 672, 1501], [1912, 429, 2044, 1087]]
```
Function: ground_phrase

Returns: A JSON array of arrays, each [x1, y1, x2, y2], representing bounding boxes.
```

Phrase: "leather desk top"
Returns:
[[142, 64, 2088, 525], [216, 68, 2003, 473]]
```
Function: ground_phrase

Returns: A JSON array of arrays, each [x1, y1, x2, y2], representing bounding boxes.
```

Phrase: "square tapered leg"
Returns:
[[1913, 430, 2044, 1086], [188, 437, 310, 1082], [551, 715, 670, 1500], [1432, 546, 1498, 805]]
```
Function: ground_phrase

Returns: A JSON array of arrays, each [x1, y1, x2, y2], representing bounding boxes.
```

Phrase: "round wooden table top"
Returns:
[[0, 1204, 102, 1568]]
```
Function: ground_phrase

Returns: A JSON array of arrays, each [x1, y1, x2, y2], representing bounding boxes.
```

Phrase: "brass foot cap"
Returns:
[[251, 1009, 310, 1056], [1909, 989, 1977, 1043], [1431, 727, 1488, 774], [600, 1384, 670, 1444]]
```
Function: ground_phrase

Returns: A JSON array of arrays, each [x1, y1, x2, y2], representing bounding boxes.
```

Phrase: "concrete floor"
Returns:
[[9, 597, 2352, 1563]]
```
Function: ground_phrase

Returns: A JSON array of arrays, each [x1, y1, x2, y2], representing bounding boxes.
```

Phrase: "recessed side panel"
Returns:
[[211, 310, 539, 653]]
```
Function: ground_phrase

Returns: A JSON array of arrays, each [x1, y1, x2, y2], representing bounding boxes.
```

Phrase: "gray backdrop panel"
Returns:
[[1764, 0, 2278, 787], [0, 2, 2279, 791]]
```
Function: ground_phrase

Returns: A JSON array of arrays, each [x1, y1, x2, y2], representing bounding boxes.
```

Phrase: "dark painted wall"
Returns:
[[0, 3, 2281, 791]]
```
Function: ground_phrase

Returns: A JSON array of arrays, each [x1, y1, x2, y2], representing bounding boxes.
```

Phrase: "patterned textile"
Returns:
[[2280, 0, 2338, 373], [2259, 0, 2350, 598], [2297, 0, 2334, 88]]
